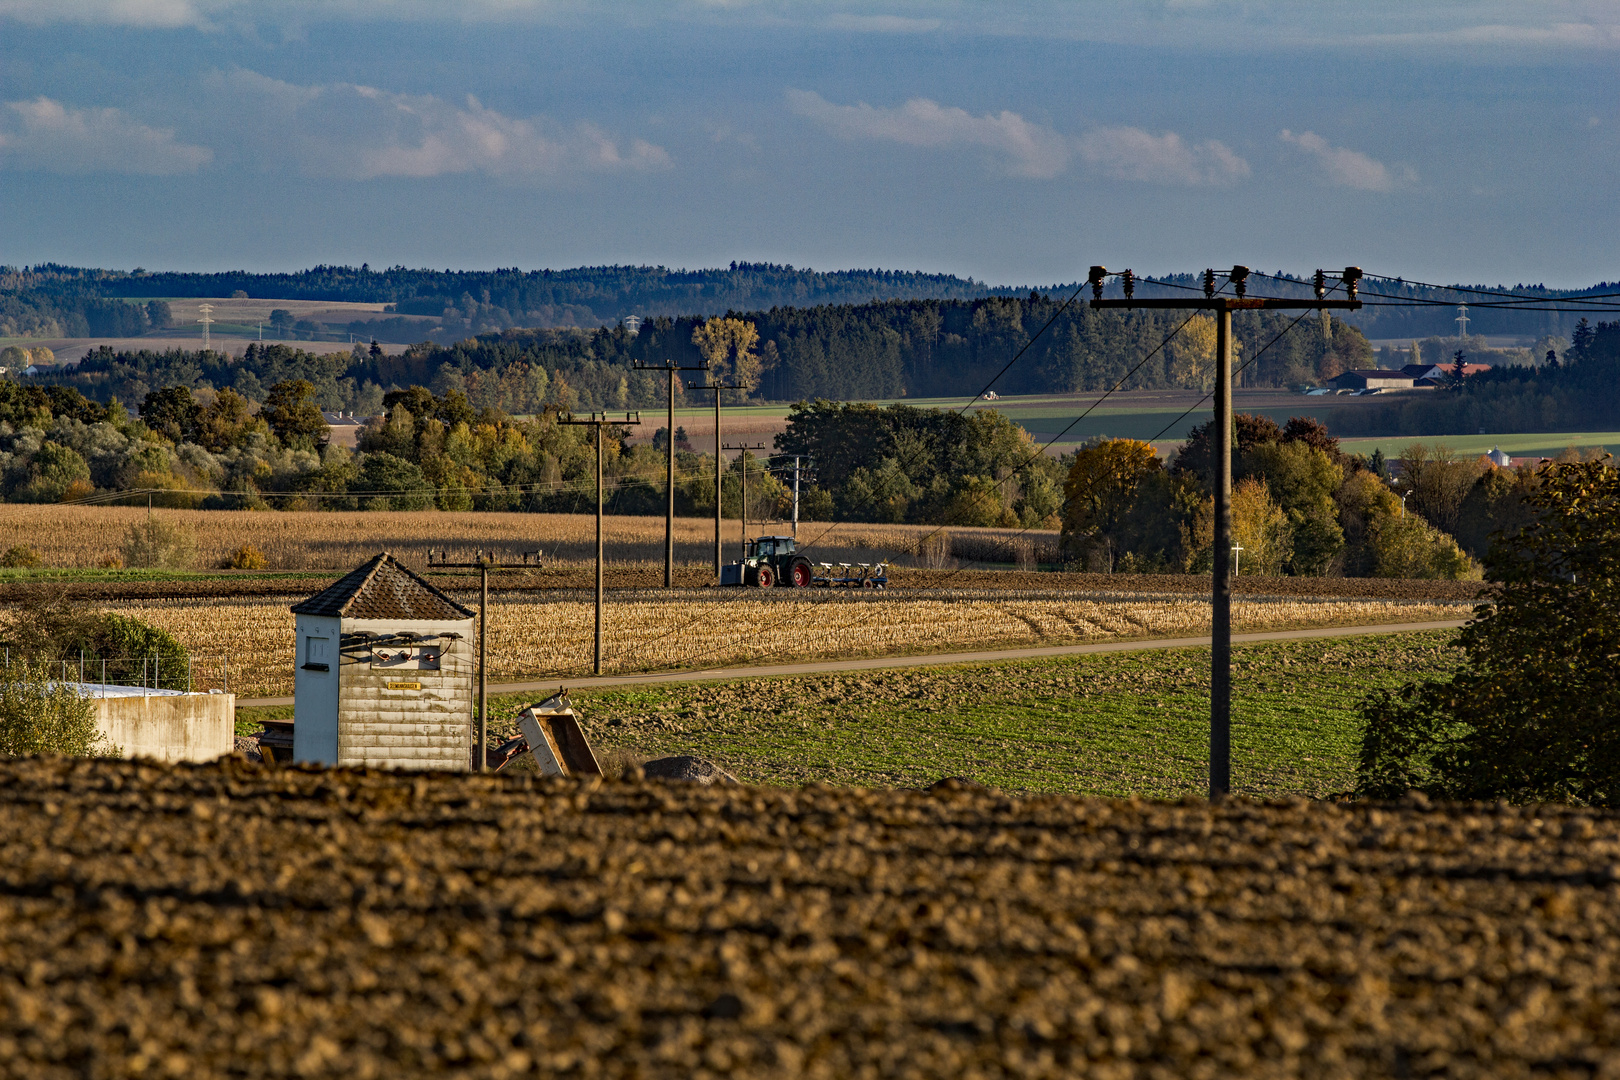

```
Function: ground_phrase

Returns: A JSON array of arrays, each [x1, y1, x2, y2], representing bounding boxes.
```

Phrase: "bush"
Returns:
[[120, 518, 197, 569], [1, 545, 42, 568], [1357, 457, 1620, 805], [0, 661, 103, 756], [223, 543, 268, 570]]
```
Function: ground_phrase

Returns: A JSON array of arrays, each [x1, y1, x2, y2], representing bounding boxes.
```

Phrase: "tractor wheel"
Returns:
[[756, 564, 776, 589], [789, 558, 812, 588]]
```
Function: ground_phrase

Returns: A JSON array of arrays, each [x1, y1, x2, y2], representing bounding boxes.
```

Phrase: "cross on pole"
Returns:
[[559, 411, 642, 674], [686, 379, 742, 580], [1089, 264, 1362, 798], [1232, 545, 1244, 576], [633, 359, 709, 588]]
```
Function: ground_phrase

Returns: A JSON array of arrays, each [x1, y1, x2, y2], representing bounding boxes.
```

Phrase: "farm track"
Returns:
[[0, 567, 1491, 603], [4, 756, 1618, 1078]]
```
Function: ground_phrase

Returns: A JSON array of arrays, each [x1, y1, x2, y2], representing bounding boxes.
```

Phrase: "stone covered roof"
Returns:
[[290, 552, 474, 621]]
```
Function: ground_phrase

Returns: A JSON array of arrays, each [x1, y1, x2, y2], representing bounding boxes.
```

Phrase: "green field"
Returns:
[[243, 630, 1463, 798], [1340, 431, 1620, 461]]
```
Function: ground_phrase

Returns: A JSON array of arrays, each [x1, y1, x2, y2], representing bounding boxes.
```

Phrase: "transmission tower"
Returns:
[[1454, 303, 1469, 342], [198, 303, 214, 351]]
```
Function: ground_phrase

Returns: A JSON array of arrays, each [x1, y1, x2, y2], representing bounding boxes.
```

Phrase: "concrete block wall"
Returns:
[[95, 693, 236, 763]]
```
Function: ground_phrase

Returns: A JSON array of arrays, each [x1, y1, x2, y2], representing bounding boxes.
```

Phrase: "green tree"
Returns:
[[1358, 457, 1620, 804], [355, 452, 433, 510], [262, 379, 328, 451], [15, 442, 92, 503]]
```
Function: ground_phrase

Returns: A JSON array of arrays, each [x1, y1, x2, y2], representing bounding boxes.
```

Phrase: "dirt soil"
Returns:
[[0, 567, 1491, 604], [3, 756, 1615, 1078]]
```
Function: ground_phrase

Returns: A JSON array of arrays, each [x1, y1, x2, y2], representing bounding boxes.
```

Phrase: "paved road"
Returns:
[[236, 618, 1466, 707]]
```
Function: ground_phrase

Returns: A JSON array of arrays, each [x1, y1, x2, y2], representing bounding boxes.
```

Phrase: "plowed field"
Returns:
[[3, 757, 1617, 1079]]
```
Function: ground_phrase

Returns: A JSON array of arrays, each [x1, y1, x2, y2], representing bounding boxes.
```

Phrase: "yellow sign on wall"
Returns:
[[386, 682, 422, 691]]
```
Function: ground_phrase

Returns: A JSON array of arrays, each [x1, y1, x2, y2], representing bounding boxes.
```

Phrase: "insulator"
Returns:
[[1202, 269, 1217, 299], [1229, 265, 1250, 298], [1120, 270, 1135, 301], [1313, 270, 1327, 300], [1088, 265, 1107, 301]]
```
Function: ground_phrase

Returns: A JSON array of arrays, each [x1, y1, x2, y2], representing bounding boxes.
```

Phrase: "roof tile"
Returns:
[[290, 553, 475, 621]]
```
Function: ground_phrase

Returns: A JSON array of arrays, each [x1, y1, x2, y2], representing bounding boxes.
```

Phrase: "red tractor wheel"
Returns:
[[789, 559, 812, 588], [756, 564, 775, 588]]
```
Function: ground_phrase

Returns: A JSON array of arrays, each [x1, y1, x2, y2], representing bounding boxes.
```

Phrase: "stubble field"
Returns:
[[4, 755, 1619, 1079], [114, 589, 1470, 698]]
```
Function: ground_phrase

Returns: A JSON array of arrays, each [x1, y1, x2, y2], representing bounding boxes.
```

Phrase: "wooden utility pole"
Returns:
[[633, 359, 709, 587], [425, 547, 544, 771], [560, 411, 642, 673], [723, 442, 766, 556], [686, 379, 742, 579], [1089, 265, 1361, 798]]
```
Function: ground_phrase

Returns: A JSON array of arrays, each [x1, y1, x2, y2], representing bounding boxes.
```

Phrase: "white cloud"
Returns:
[[788, 89, 1251, 187], [1074, 125, 1250, 186], [786, 89, 1069, 179], [0, 96, 212, 174], [212, 69, 669, 181], [823, 13, 941, 33], [1279, 129, 1409, 191]]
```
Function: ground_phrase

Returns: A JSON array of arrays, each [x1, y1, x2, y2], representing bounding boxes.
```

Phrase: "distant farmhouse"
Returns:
[[1331, 362, 1492, 391]]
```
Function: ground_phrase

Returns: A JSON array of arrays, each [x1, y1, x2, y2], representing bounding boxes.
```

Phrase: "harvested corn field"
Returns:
[[4, 756, 1619, 1079], [0, 505, 1042, 572], [109, 590, 1472, 697]]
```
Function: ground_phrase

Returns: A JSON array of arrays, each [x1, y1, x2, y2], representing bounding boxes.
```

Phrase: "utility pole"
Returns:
[[1089, 264, 1361, 798], [723, 442, 766, 556], [425, 547, 544, 771], [559, 411, 642, 674], [633, 358, 708, 588], [686, 378, 742, 579], [775, 454, 809, 538]]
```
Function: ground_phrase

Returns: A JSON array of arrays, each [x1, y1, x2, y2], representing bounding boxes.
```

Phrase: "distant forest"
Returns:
[[0, 261, 1610, 341], [30, 295, 1371, 411]]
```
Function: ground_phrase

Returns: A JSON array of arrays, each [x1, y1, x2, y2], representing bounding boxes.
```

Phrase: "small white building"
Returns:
[[291, 552, 477, 770]]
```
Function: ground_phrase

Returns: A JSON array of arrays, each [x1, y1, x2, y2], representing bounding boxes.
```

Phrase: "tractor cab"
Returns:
[[746, 536, 794, 560]]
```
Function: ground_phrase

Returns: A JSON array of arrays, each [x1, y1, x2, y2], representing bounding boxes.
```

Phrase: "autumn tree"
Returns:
[[692, 317, 762, 392], [1062, 438, 1163, 571], [1168, 314, 1217, 389]]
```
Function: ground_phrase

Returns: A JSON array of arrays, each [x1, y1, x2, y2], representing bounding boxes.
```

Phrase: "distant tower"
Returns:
[[1454, 304, 1469, 342], [198, 303, 215, 351], [623, 314, 642, 335]]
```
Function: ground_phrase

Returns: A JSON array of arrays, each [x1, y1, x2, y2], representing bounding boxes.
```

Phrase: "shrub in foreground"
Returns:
[[1357, 457, 1620, 804], [0, 661, 102, 756]]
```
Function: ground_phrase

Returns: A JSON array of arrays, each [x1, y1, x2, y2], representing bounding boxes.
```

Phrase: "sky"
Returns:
[[0, 1, 1616, 287]]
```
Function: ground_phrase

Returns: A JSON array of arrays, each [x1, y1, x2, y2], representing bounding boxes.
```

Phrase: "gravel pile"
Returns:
[[2, 757, 1615, 1078]]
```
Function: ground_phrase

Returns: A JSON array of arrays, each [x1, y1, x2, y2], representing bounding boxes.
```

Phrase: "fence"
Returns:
[[3, 651, 232, 695]]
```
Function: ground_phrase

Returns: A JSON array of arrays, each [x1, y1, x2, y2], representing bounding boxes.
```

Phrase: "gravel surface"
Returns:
[[3, 756, 1616, 1078]]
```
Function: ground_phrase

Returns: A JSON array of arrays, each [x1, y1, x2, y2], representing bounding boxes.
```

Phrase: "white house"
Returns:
[[291, 552, 477, 770]]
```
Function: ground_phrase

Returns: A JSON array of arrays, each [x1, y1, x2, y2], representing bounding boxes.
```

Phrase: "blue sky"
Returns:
[[0, 1, 1616, 287]]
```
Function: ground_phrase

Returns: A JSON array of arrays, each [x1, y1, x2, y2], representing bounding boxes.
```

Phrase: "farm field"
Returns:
[[1339, 431, 1620, 461], [486, 630, 1463, 799], [134, 587, 1469, 698], [0, 506, 1055, 572], [7, 753, 1620, 1078], [637, 387, 1399, 456]]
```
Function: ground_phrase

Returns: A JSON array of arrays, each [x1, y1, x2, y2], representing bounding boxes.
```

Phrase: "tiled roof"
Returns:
[[290, 552, 475, 621]]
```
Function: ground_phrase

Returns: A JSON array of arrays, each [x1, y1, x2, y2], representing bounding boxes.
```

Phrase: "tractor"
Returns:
[[720, 535, 815, 588]]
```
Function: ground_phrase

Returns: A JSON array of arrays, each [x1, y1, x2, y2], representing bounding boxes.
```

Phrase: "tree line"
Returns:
[[1332, 318, 1620, 438], [34, 295, 1374, 415]]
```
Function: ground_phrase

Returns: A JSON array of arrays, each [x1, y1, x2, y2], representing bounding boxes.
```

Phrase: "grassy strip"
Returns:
[[236, 630, 1458, 797]]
